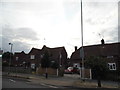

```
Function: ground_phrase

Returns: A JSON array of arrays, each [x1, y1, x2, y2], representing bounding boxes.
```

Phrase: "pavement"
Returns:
[[2, 72, 120, 88]]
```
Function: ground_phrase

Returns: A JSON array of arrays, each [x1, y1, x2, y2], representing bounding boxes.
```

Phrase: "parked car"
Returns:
[[64, 67, 80, 74], [64, 67, 73, 74]]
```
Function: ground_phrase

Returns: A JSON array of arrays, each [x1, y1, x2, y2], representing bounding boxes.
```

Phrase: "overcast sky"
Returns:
[[0, 0, 119, 57]]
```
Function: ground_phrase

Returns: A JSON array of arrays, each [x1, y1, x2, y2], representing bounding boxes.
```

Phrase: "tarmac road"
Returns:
[[2, 76, 119, 90], [2, 77, 57, 88], [2, 77, 82, 90]]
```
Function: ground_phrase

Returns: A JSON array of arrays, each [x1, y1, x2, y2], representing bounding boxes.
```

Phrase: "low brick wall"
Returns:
[[80, 68, 92, 79], [36, 67, 57, 75], [2, 67, 32, 74], [84, 69, 92, 79]]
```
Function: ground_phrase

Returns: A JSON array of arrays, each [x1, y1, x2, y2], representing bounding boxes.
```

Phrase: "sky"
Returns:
[[0, 0, 119, 57]]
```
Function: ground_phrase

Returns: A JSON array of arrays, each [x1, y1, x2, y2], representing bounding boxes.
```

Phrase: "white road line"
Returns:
[[40, 83, 58, 88], [9, 79, 16, 83], [48, 85, 58, 88]]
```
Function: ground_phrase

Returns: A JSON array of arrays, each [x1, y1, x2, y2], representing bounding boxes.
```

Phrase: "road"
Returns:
[[2, 77, 87, 90], [2, 77, 58, 88], [2, 77, 81, 90], [2, 75, 119, 90]]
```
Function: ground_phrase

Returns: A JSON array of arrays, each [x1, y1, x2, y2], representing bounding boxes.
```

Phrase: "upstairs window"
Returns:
[[108, 63, 116, 70], [40, 54, 44, 58], [30, 55, 35, 59]]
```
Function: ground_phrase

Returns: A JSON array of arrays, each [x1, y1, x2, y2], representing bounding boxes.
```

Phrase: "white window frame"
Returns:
[[107, 56, 113, 59], [31, 63, 35, 69], [16, 57, 19, 61], [108, 63, 116, 70], [30, 55, 35, 59]]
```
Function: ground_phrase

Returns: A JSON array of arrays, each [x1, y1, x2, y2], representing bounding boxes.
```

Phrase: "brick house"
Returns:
[[28, 48, 42, 70], [41, 45, 68, 68], [70, 42, 120, 71], [13, 45, 68, 70], [13, 51, 29, 67]]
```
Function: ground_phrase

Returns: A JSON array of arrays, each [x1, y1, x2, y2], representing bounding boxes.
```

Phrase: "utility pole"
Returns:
[[80, 0, 84, 80], [8, 43, 13, 74]]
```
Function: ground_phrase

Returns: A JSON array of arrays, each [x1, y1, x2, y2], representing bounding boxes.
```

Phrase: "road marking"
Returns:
[[9, 79, 16, 83], [40, 83, 58, 88]]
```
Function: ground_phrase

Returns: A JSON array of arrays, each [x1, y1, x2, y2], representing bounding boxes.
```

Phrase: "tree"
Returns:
[[86, 56, 108, 87], [2, 52, 13, 59], [50, 61, 59, 69], [41, 50, 50, 68], [41, 50, 50, 78], [2, 52, 13, 66]]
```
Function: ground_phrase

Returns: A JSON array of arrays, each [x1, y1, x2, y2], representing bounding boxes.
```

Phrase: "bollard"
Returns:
[[45, 73, 48, 79]]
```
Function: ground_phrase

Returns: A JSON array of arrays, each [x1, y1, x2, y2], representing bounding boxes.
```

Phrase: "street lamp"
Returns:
[[8, 43, 13, 74], [80, 0, 84, 80]]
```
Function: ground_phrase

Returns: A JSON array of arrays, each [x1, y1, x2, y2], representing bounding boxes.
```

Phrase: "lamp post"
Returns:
[[80, 0, 84, 80], [8, 43, 13, 74]]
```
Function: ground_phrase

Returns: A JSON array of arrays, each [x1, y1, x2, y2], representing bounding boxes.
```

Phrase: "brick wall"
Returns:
[[2, 67, 32, 74], [84, 69, 92, 79], [36, 67, 57, 75]]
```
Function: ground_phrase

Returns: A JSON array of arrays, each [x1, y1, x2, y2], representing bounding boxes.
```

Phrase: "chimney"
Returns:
[[101, 39, 105, 44], [75, 46, 77, 51]]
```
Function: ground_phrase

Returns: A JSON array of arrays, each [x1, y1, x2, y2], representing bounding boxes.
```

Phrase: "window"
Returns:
[[23, 61, 26, 64], [30, 55, 35, 59], [16, 57, 18, 61], [107, 56, 113, 58], [108, 63, 116, 70], [31, 63, 35, 69], [40, 54, 44, 58], [73, 63, 80, 68]]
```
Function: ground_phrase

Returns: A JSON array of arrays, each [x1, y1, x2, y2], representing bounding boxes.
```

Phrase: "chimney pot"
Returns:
[[101, 39, 105, 44], [75, 46, 77, 51]]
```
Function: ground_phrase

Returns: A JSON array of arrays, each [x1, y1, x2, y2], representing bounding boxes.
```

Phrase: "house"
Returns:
[[17, 45, 68, 70], [70, 42, 120, 71], [13, 51, 29, 67], [28, 48, 42, 70], [70, 41, 120, 80], [41, 45, 68, 68], [70, 46, 82, 68]]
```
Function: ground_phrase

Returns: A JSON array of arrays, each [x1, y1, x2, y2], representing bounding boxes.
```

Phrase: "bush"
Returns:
[[2, 62, 9, 67]]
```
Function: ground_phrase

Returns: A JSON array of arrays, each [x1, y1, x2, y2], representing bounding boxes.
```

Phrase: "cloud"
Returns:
[[0, 0, 119, 57], [15, 28, 39, 40], [1, 36, 30, 53], [1, 25, 39, 53], [118, 1, 120, 42], [102, 27, 118, 43]]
